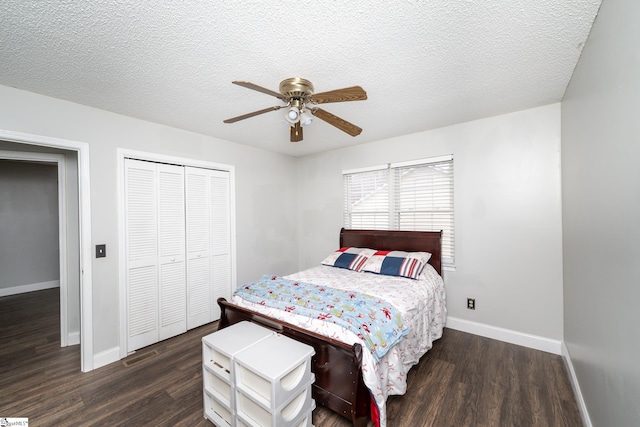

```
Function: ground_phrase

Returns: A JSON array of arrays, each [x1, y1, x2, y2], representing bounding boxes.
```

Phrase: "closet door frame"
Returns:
[[117, 149, 236, 359]]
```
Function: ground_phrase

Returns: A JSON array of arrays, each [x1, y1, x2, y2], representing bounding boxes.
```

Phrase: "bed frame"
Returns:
[[216, 228, 442, 426]]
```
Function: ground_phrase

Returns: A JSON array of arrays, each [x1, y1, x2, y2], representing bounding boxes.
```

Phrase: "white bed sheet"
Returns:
[[231, 264, 446, 427]]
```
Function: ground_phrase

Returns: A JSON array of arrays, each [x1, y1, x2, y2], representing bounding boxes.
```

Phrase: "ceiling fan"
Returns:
[[223, 78, 367, 142]]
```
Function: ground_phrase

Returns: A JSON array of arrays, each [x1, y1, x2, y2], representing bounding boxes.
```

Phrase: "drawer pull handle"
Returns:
[[213, 361, 230, 374]]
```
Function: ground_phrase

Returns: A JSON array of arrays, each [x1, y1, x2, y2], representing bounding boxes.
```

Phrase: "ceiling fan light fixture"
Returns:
[[299, 110, 313, 126], [285, 106, 300, 123]]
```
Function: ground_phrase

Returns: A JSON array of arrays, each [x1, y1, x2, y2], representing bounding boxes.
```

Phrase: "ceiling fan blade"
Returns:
[[232, 81, 286, 99], [311, 108, 362, 136], [290, 122, 303, 142], [309, 86, 367, 104], [223, 106, 282, 123]]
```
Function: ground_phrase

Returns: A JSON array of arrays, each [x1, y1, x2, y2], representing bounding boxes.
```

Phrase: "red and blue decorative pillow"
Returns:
[[362, 250, 432, 279], [321, 247, 376, 272]]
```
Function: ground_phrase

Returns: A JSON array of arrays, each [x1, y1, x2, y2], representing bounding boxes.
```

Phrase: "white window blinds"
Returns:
[[343, 166, 390, 230], [344, 155, 454, 266]]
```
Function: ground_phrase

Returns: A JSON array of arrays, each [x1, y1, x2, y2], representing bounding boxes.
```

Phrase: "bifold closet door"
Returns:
[[208, 169, 232, 321], [125, 159, 186, 352], [185, 167, 210, 329], [185, 167, 231, 328], [157, 163, 186, 341]]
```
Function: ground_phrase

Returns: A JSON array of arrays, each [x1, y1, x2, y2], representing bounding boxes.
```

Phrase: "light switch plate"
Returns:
[[96, 244, 106, 258]]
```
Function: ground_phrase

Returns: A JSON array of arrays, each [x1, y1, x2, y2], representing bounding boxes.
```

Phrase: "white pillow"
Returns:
[[362, 250, 432, 279], [321, 247, 376, 272]]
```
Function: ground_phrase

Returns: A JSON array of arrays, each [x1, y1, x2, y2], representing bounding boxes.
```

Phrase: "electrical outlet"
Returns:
[[467, 298, 475, 310]]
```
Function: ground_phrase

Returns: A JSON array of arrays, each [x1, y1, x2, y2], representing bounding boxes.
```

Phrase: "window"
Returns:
[[343, 155, 454, 266]]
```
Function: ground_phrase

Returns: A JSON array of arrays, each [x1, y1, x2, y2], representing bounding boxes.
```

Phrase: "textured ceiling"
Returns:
[[0, 1, 601, 157]]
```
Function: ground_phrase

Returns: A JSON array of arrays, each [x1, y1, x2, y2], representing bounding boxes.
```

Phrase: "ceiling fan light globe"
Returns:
[[285, 107, 300, 123], [300, 111, 313, 126]]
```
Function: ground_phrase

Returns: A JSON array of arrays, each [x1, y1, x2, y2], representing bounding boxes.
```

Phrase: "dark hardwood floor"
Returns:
[[0, 289, 582, 426]]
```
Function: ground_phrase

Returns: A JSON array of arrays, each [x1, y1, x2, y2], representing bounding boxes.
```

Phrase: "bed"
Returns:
[[216, 228, 446, 427]]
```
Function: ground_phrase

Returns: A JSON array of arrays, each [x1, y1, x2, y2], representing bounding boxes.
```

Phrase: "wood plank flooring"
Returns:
[[0, 289, 583, 426]]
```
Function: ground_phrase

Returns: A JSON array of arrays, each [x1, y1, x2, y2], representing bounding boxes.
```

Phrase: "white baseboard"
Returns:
[[445, 316, 562, 355], [0, 280, 60, 297], [93, 347, 121, 370], [67, 331, 80, 346], [562, 342, 593, 427]]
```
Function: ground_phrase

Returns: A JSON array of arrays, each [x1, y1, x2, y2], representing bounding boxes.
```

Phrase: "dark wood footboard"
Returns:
[[217, 297, 370, 426]]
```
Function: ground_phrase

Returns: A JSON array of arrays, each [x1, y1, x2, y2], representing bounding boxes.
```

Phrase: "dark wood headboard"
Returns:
[[339, 228, 443, 276]]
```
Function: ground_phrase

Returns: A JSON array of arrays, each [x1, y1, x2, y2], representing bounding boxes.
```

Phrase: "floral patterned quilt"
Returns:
[[234, 275, 409, 361], [231, 264, 446, 427]]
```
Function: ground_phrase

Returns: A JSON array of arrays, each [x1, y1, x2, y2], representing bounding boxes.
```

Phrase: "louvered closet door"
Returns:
[[126, 160, 230, 351], [185, 167, 231, 324], [125, 160, 187, 352], [157, 164, 187, 341], [209, 170, 231, 321], [125, 159, 159, 352], [185, 167, 211, 329]]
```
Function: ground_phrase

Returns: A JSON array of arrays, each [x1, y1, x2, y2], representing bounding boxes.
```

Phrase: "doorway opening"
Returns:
[[0, 130, 93, 372], [0, 154, 74, 346]]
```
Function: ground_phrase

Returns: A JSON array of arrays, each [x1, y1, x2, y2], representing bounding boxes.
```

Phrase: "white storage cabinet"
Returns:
[[202, 322, 275, 427], [234, 334, 315, 427], [202, 322, 316, 427]]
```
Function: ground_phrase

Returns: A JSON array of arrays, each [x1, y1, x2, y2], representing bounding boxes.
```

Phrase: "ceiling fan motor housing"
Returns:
[[279, 77, 314, 99]]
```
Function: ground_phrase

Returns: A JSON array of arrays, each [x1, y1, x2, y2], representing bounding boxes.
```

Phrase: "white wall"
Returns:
[[0, 84, 299, 357], [296, 103, 564, 340], [562, 0, 640, 425]]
